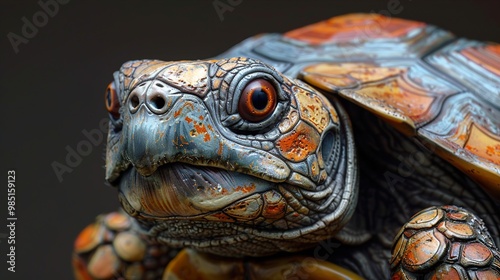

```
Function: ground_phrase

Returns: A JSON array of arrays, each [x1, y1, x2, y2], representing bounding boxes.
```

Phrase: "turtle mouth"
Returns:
[[118, 162, 283, 221]]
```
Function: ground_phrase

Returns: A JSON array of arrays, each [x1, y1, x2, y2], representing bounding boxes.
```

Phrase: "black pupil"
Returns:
[[251, 88, 268, 110], [106, 89, 112, 107]]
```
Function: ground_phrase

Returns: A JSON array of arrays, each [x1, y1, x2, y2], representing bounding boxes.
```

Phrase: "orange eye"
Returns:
[[238, 79, 277, 122], [105, 82, 120, 118]]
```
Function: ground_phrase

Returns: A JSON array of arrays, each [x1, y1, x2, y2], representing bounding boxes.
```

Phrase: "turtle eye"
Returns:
[[238, 79, 277, 122], [105, 82, 120, 119]]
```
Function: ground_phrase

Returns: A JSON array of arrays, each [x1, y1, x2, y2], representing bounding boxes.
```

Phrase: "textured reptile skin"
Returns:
[[74, 14, 500, 279], [392, 206, 500, 279]]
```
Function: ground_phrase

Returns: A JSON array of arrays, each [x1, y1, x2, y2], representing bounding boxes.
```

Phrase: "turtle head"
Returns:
[[103, 57, 358, 257]]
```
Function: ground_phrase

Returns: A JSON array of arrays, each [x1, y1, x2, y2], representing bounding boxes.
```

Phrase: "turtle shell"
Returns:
[[219, 13, 500, 200]]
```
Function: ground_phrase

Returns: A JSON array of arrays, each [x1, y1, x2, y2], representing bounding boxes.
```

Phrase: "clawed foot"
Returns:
[[391, 206, 500, 279], [73, 212, 177, 280]]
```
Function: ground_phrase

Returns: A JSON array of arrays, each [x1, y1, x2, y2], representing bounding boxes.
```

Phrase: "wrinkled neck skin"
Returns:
[[334, 103, 500, 249], [105, 58, 359, 257]]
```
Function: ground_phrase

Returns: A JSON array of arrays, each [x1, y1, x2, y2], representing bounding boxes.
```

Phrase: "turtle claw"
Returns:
[[391, 206, 500, 279], [73, 212, 178, 280]]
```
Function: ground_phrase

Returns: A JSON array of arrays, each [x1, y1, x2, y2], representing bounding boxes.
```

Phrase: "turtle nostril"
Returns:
[[129, 94, 140, 110], [150, 95, 166, 111]]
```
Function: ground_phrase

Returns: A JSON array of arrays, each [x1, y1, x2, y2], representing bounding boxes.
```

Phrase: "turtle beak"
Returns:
[[123, 92, 222, 177]]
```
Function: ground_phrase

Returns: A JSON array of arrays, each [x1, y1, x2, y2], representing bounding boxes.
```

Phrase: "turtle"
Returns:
[[73, 14, 500, 279]]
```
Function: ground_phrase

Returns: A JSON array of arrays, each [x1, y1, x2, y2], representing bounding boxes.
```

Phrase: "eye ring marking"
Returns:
[[105, 82, 120, 118], [238, 79, 277, 122]]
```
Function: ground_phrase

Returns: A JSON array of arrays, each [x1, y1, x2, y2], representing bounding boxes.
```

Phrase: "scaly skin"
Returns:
[[392, 206, 500, 279], [73, 212, 177, 279], [74, 13, 500, 278], [105, 57, 358, 257], [75, 57, 360, 279], [324, 108, 500, 279], [73, 57, 500, 279]]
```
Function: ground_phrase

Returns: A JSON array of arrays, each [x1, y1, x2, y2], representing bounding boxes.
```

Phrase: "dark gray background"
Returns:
[[1, 0, 499, 279]]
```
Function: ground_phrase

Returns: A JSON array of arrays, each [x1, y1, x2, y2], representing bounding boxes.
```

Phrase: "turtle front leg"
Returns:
[[73, 212, 179, 280], [391, 206, 500, 279]]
